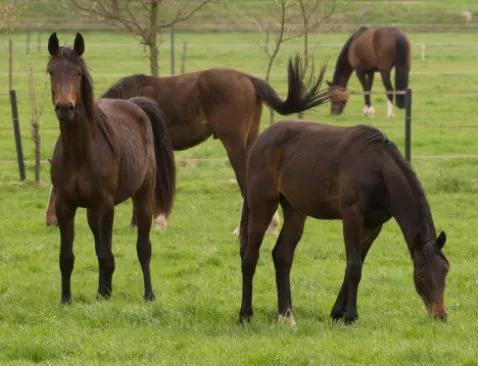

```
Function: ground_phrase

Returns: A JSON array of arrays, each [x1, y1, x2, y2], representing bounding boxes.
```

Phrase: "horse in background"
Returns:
[[238, 120, 449, 325], [47, 32, 176, 303], [327, 26, 411, 118], [46, 55, 329, 234]]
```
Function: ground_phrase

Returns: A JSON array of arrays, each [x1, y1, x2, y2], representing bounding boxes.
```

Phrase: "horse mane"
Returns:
[[384, 136, 439, 255], [332, 26, 368, 84], [101, 74, 152, 99], [47, 47, 114, 149]]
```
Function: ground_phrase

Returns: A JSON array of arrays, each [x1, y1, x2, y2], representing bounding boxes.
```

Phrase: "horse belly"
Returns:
[[115, 132, 151, 203], [280, 180, 341, 219]]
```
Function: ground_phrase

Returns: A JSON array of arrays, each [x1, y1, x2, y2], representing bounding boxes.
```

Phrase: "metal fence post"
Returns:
[[170, 25, 175, 75], [404, 88, 412, 163], [9, 90, 26, 181]]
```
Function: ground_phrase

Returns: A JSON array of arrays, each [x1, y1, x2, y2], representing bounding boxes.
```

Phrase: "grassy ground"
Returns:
[[0, 29, 478, 364]]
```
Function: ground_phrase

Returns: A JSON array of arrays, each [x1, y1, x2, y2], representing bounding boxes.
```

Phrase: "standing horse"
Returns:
[[45, 57, 329, 234], [47, 32, 176, 303], [239, 120, 449, 325], [327, 26, 411, 118]]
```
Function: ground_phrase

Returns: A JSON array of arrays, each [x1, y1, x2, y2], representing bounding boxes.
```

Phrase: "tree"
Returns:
[[70, 0, 211, 76], [227, 0, 339, 123], [0, 0, 27, 30]]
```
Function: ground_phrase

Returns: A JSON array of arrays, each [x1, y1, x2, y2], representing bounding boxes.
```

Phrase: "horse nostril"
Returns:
[[66, 102, 74, 111]]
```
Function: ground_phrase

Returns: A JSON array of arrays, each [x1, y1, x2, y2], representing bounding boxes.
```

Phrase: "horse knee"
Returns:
[[345, 262, 362, 283], [98, 257, 115, 276]]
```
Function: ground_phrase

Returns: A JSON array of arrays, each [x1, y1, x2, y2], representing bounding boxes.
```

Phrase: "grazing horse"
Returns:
[[47, 32, 176, 303], [45, 57, 329, 234], [239, 120, 449, 325], [327, 26, 411, 118]]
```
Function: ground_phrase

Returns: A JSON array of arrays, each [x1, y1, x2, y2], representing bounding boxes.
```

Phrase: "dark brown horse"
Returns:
[[47, 32, 176, 303], [327, 26, 411, 118], [45, 57, 329, 234], [239, 120, 449, 325]]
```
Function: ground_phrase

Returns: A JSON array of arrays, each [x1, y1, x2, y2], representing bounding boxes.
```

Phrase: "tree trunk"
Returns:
[[149, 0, 159, 76], [112, 0, 120, 17]]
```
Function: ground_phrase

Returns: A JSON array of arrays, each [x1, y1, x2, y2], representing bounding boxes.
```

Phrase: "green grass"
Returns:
[[1, 28, 478, 364]]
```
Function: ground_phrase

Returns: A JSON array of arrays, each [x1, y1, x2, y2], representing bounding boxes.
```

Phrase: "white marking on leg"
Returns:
[[367, 106, 375, 118], [387, 100, 394, 119], [278, 309, 296, 326], [362, 105, 369, 117], [154, 214, 168, 231]]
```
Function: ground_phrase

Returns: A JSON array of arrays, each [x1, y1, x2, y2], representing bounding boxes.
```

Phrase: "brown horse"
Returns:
[[239, 120, 449, 325], [45, 57, 329, 234], [47, 32, 176, 303], [327, 26, 411, 118]]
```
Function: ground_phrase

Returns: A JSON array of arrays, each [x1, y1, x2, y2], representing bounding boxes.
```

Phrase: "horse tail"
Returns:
[[395, 33, 410, 109], [239, 194, 249, 254], [250, 54, 329, 115], [130, 96, 176, 218]]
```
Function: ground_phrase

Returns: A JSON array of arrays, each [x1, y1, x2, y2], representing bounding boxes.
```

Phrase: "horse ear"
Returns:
[[74, 33, 85, 56], [436, 231, 446, 249], [48, 33, 60, 56]]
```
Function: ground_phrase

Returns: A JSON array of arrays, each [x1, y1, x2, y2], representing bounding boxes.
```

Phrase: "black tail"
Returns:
[[239, 195, 249, 254], [395, 33, 410, 109], [250, 55, 329, 115], [129, 96, 176, 218]]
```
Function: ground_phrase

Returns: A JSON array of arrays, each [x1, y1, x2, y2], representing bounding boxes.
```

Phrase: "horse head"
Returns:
[[326, 81, 349, 115]]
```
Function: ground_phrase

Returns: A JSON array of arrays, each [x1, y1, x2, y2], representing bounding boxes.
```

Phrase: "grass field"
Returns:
[[1, 27, 478, 364]]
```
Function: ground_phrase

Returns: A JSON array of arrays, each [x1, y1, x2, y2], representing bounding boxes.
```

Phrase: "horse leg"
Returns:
[[356, 70, 374, 118], [273, 199, 306, 326], [234, 198, 279, 235], [56, 201, 77, 304], [240, 197, 279, 322], [87, 201, 115, 299], [45, 184, 58, 226], [380, 70, 395, 119], [331, 222, 382, 323], [132, 180, 155, 301]]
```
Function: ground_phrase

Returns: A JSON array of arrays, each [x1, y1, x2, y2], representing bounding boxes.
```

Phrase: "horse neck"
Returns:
[[332, 46, 353, 87], [58, 100, 94, 164], [385, 156, 437, 254]]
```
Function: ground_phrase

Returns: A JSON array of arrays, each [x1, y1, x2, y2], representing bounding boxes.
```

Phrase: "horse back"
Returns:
[[349, 27, 405, 71], [248, 121, 394, 220]]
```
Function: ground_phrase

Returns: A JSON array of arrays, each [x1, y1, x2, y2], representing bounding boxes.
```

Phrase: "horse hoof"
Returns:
[[96, 290, 112, 301], [343, 313, 358, 325], [278, 311, 296, 326], [330, 311, 344, 322], [61, 295, 72, 305], [144, 292, 156, 302], [238, 312, 253, 324]]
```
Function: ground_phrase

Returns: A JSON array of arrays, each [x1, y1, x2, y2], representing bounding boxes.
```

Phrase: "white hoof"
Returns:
[[232, 226, 240, 236], [154, 214, 168, 231], [387, 100, 395, 119], [362, 105, 375, 118], [278, 311, 296, 327]]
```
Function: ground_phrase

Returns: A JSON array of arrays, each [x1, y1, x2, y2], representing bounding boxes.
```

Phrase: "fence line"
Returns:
[[1, 155, 478, 166], [4, 70, 478, 81]]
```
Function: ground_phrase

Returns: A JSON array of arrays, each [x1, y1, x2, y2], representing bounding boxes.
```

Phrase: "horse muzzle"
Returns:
[[427, 302, 447, 322], [55, 102, 75, 121]]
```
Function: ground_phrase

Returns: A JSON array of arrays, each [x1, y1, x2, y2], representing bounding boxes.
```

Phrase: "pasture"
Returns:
[[0, 29, 478, 364]]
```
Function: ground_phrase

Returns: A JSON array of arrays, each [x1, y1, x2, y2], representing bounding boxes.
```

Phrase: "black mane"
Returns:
[[332, 26, 368, 84]]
